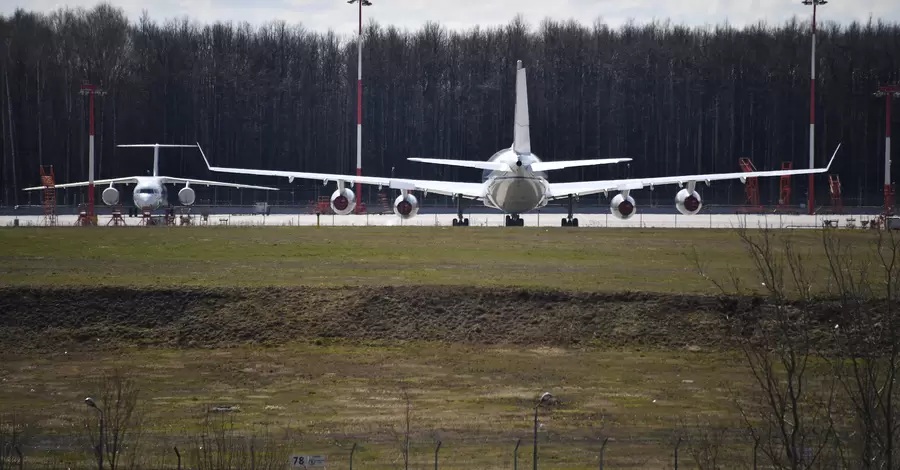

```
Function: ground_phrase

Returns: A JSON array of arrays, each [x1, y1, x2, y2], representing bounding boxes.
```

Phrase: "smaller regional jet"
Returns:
[[23, 143, 278, 210]]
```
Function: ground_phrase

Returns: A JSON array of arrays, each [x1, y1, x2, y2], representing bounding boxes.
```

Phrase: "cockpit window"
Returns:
[[137, 188, 157, 194]]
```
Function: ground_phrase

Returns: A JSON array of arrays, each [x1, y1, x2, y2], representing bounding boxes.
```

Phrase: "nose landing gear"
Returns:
[[505, 214, 524, 227]]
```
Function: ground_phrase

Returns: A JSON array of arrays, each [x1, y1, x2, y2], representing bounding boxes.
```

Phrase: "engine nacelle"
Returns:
[[393, 193, 419, 219], [101, 187, 119, 206], [610, 193, 636, 220], [178, 187, 196, 206], [675, 188, 702, 215], [330, 188, 356, 215]]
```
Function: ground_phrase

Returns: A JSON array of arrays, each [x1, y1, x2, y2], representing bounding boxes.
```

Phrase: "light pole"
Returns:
[[79, 82, 107, 224], [875, 85, 899, 216], [348, 0, 372, 214], [801, 0, 826, 215], [533, 392, 553, 470], [85, 397, 103, 470]]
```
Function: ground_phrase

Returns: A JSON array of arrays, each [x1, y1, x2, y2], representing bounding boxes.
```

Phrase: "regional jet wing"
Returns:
[[159, 177, 278, 191], [22, 176, 140, 190], [548, 144, 840, 199], [196, 144, 484, 199]]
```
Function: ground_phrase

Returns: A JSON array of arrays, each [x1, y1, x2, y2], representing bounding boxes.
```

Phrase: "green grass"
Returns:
[[0, 226, 880, 293], [0, 342, 755, 469]]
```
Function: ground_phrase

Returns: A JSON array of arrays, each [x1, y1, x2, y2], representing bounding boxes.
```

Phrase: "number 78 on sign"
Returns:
[[290, 455, 326, 468]]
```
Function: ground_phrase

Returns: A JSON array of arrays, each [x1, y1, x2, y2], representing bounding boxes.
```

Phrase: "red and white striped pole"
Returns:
[[876, 85, 899, 215], [349, 0, 372, 214], [80, 83, 104, 223], [802, 0, 826, 215]]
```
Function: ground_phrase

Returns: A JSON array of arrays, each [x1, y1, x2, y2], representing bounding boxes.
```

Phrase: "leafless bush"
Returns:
[[0, 413, 26, 470], [186, 406, 287, 470], [80, 368, 146, 470]]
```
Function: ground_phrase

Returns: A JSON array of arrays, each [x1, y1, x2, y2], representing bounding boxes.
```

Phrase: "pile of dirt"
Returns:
[[0, 285, 844, 351]]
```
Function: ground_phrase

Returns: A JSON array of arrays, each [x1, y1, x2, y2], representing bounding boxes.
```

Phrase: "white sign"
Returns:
[[290, 455, 326, 468]]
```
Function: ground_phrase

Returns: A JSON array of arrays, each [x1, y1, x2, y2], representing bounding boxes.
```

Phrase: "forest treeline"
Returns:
[[0, 3, 899, 207]]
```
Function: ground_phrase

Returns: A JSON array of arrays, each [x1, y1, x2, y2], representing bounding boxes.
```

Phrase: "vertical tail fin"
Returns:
[[513, 60, 531, 154], [116, 143, 199, 177]]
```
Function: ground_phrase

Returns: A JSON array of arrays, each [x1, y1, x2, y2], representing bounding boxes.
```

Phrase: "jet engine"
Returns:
[[675, 188, 702, 215], [393, 193, 419, 219], [610, 193, 636, 220], [178, 187, 196, 206], [330, 188, 356, 215], [101, 187, 119, 206]]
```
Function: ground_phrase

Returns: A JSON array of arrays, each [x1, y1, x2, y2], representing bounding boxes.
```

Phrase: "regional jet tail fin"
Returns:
[[407, 157, 514, 172], [513, 60, 530, 155], [529, 158, 633, 172], [117, 143, 199, 177]]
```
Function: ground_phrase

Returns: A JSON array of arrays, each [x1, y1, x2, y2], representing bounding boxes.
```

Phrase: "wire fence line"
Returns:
[[2, 425, 832, 470]]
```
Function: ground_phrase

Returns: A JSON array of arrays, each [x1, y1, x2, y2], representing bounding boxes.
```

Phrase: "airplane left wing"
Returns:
[[159, 177, 278, 191], [23, 177, 140, 190], [548, 144, 841, 199], [196, 144, 484, 199]]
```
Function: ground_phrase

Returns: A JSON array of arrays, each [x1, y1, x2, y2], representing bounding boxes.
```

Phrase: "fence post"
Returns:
[[434, 440, 442, 470], [514, 438, 521, 470], [251, 443, 255, 470], [598, 437, 609, 470], [752, 438, 758, 470], [15, 445, 23, 470], [674, 436, 682, 470], [350, 442, 357, 470], [174, 446, 182, 470]]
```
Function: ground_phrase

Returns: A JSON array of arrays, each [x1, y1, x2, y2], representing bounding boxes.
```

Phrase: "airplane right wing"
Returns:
[[548, 144, 841, 199], [196, 144, 485, 199], [23, 176, 140, 191]]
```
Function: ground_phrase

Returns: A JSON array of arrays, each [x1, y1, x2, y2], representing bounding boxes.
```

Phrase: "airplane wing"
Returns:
[[196, 144, 484, 199], [22, 177, 140, 191], [548, 144, 841, 199], [159, 177, 278, 191]]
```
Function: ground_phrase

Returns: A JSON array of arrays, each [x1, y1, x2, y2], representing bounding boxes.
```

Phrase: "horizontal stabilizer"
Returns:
[[530, 158, 632, 172], [408, 158, 513, 172], [117, 144, 199, 148]]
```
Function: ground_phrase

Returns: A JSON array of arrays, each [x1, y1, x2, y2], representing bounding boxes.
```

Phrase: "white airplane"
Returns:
[[197, 60, 840, 227], [24, 143, 278, 210]]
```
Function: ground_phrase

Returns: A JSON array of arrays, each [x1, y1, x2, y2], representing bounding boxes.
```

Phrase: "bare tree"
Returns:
[[691, 224, 836, 470], [81, 368, 146, 470], [822, 228, 900, 469]]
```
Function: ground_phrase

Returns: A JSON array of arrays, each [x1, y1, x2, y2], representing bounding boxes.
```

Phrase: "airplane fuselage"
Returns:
[[480, 148, 550, 214], [131, 177, 168, 210]]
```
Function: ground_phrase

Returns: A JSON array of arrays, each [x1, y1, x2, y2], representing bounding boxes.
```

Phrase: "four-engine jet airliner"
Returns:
[[198, 60, 839, 227], [24, 143, 277, 210]]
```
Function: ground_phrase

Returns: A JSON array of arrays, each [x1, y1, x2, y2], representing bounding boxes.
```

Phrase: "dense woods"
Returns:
[[0, 3, 899, 208]]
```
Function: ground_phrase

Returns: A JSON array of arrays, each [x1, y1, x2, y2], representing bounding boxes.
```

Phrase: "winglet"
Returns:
[[825, 143, 841, 171], [197, 141, 213, 170]]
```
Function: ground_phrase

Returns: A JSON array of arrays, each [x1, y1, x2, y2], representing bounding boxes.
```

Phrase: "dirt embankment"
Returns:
[[0, 285, 846, 351]]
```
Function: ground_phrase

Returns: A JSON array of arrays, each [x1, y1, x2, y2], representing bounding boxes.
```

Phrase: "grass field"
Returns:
[[0, 225, 881, 293], [1, 341, 760, 469], [0, 226, 882, 468]]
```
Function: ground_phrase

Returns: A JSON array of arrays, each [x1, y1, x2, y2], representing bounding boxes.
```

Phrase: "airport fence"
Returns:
[[0, 422, 849, 470]]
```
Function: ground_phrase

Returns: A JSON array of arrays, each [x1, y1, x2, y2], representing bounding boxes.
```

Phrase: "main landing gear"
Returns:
[[505, 214, 524, 227], [561, 195, 579, 227], [452, 196, 470, 226]]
